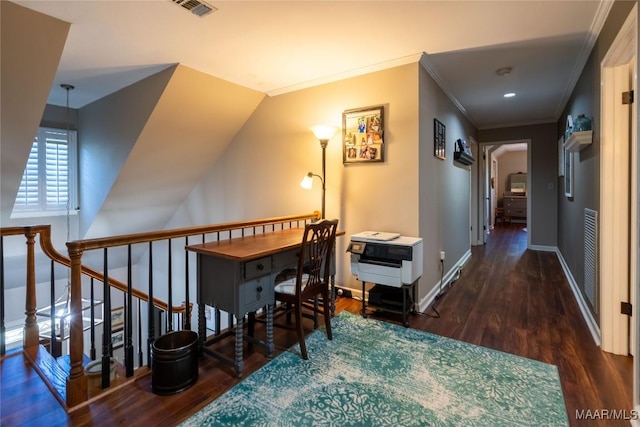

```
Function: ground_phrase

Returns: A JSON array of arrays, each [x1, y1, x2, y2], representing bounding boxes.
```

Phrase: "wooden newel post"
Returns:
[[23, 227, 39, 354], [66, 244, 87, 406]]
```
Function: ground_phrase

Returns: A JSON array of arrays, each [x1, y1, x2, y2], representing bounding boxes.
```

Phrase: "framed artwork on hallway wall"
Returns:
[[558, 136, 565, 177], [564, 149, 573, 197], [434, 118, 446, 159], [342, 105, 384, 164]]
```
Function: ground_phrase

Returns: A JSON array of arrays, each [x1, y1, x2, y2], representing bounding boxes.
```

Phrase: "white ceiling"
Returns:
[[17, 0, 612, 129]]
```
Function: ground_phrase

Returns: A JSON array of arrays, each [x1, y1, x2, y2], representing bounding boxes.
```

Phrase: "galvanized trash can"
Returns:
[[151, 330, 199, 395]]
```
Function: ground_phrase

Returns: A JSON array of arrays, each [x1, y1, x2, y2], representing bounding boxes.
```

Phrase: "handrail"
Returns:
[[39, 226, 178, 313], [0, 225, 184, 314], [66, 212, 321, 251]]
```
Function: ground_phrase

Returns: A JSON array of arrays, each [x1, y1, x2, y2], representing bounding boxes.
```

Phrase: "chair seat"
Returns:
[[274, 274, 309, 295]]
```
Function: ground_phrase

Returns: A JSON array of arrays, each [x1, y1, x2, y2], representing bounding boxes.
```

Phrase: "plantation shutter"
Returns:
[[15, 140, 40, 208], [13, 127, 76, 213], [44, 129, 70, 208]]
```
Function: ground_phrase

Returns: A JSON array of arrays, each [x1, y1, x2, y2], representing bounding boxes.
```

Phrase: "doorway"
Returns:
[[478, 140, 530, 246]]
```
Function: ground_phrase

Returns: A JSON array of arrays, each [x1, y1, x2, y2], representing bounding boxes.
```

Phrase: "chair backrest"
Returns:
[[295, 219, 339, 297]]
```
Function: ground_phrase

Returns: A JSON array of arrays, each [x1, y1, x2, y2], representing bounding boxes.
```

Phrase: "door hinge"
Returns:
[[622, 90, 634, 105], [621, 301, 633, 316]]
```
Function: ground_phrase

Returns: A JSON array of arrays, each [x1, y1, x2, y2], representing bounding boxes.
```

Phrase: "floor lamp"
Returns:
[[301, 125, 337, 219]]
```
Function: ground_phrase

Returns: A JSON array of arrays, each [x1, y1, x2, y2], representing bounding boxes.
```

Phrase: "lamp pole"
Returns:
[[320, 138, 328, 219]]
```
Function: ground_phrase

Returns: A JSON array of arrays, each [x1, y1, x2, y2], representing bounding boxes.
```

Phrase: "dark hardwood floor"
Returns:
[[1, 224, 633, 426]]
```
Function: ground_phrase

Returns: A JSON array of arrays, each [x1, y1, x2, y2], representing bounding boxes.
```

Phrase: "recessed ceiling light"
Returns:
[[504, 92, 516, 98]]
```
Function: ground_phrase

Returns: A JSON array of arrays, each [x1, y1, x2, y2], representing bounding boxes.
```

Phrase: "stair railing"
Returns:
[[63, 212, 320, 406], [2, 212, 320, 407]]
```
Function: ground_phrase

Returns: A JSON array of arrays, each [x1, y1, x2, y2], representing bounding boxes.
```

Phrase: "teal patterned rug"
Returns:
[[182, 311, 568, 427]]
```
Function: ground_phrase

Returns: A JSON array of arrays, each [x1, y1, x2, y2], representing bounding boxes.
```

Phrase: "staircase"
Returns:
[[0, 212, 321, 409]]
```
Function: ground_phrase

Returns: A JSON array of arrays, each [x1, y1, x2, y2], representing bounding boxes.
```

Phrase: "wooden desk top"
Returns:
[[186, 228, 306, 262], [186, 228, 344, 262]]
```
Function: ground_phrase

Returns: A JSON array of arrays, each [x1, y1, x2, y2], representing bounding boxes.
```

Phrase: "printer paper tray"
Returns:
[[356, 263, 402, 288]]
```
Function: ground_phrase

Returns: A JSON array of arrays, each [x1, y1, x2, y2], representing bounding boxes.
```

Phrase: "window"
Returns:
[[12, 127, 77, 216]]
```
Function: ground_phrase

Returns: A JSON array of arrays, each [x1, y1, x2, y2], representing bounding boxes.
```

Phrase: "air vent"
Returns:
[[172, 0, 217, 17], [584, 208, 598, 313]]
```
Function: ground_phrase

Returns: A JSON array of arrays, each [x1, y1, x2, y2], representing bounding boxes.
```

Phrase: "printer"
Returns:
[[348, 231, 423, 288]]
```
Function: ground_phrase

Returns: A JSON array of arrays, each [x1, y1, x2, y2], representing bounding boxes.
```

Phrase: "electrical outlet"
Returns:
[[440, 251, 445, 261]]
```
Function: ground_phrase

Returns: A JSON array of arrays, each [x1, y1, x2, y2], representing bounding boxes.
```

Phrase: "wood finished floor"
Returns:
[[0, 224, 633, 426]]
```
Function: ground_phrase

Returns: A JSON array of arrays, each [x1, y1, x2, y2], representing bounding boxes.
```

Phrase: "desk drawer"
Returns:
[[244, 257, 272, 280], [508, 208, 526, 217], [240, 276, 274, 313], [272, 248, 300, 270]]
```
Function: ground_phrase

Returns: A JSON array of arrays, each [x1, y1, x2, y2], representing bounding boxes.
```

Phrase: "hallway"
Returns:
[[410, 223, 633, 426]]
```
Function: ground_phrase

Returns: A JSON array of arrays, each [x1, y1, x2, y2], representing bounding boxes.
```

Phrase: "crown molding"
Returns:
[[267, 53, 424, 97]]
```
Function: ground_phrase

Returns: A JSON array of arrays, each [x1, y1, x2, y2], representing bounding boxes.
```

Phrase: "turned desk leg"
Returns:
[[234, 316, 244, 377], [266, 304, 274, 358]]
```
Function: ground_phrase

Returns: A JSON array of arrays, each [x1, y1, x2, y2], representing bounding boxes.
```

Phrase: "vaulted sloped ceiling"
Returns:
[[0, 1, 69, 224], [81, 64, 265, 238]]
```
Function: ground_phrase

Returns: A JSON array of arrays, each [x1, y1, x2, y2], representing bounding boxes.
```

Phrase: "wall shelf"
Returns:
[[564, 130, 593, 152], [454, 151, 474, 165]]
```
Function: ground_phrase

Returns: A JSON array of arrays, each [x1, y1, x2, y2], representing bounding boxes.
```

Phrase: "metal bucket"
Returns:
[[85, 357, 117, 389], [151, 330, 199, 395]]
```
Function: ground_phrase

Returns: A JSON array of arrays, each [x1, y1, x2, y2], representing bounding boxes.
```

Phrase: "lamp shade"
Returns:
[[300, 173, 314, 189], [310, 125, 337, 141]]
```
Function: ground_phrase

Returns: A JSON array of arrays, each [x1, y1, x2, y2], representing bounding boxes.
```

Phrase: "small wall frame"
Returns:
[[111, 328, 124, 349], [434, 118, 446, 159], [111, 306, 124, 330], [343, 105, 384, 163], [564, 149, 574, 198]]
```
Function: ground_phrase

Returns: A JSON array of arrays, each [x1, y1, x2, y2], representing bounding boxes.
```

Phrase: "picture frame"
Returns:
[[343, 105, 384, 164], [204, 305, 216, 331], [564, 149, 573, 197], [434, 118, 446, 159], [558, 136, 565, 177], [111, 306, 124, 329], [111, 328, 124, 349]]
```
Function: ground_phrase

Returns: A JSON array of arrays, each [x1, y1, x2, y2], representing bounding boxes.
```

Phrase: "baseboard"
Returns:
[[555, 248, 601, 347], [418, 249, 472, 313], [335, 286, 353, 298], [528, 244, 556, 252], [338, 249, 473, 312]]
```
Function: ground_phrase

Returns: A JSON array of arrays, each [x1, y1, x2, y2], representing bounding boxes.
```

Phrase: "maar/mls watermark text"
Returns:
[[576, 409, 639, 421]]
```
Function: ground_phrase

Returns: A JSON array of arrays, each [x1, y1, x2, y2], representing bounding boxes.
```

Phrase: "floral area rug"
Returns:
[[181, 311, 568, 426]]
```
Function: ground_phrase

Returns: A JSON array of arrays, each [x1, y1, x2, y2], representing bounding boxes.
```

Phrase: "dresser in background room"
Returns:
[[503, 196, 527, 221]]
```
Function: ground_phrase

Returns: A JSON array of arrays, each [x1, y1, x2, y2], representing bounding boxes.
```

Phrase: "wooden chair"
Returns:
[[272, 219, 338, 359]]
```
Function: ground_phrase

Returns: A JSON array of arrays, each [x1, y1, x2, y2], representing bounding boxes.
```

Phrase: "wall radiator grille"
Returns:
[[584, 208, 598, 314]]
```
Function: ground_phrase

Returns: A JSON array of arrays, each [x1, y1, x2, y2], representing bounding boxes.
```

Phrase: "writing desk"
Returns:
[[187, 227, 340, 377]]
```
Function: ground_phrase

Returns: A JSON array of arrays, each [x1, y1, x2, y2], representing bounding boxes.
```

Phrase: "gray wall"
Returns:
[[557, 0, 636, 318], [418, 62, 477, 283]]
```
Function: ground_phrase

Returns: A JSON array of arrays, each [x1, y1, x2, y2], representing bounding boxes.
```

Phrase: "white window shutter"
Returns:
[[13, 127, 77, 214]]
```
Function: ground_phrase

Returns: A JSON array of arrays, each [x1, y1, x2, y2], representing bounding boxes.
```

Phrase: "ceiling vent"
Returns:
[[172, 0, 217, 17]]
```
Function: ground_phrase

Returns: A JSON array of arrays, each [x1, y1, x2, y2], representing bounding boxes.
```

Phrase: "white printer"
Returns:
[[348, 231, 423, 288]]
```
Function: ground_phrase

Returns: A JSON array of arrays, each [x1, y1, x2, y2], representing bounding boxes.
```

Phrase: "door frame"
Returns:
[[476, 139, 530, 248], [600, 3, 638, 411]]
